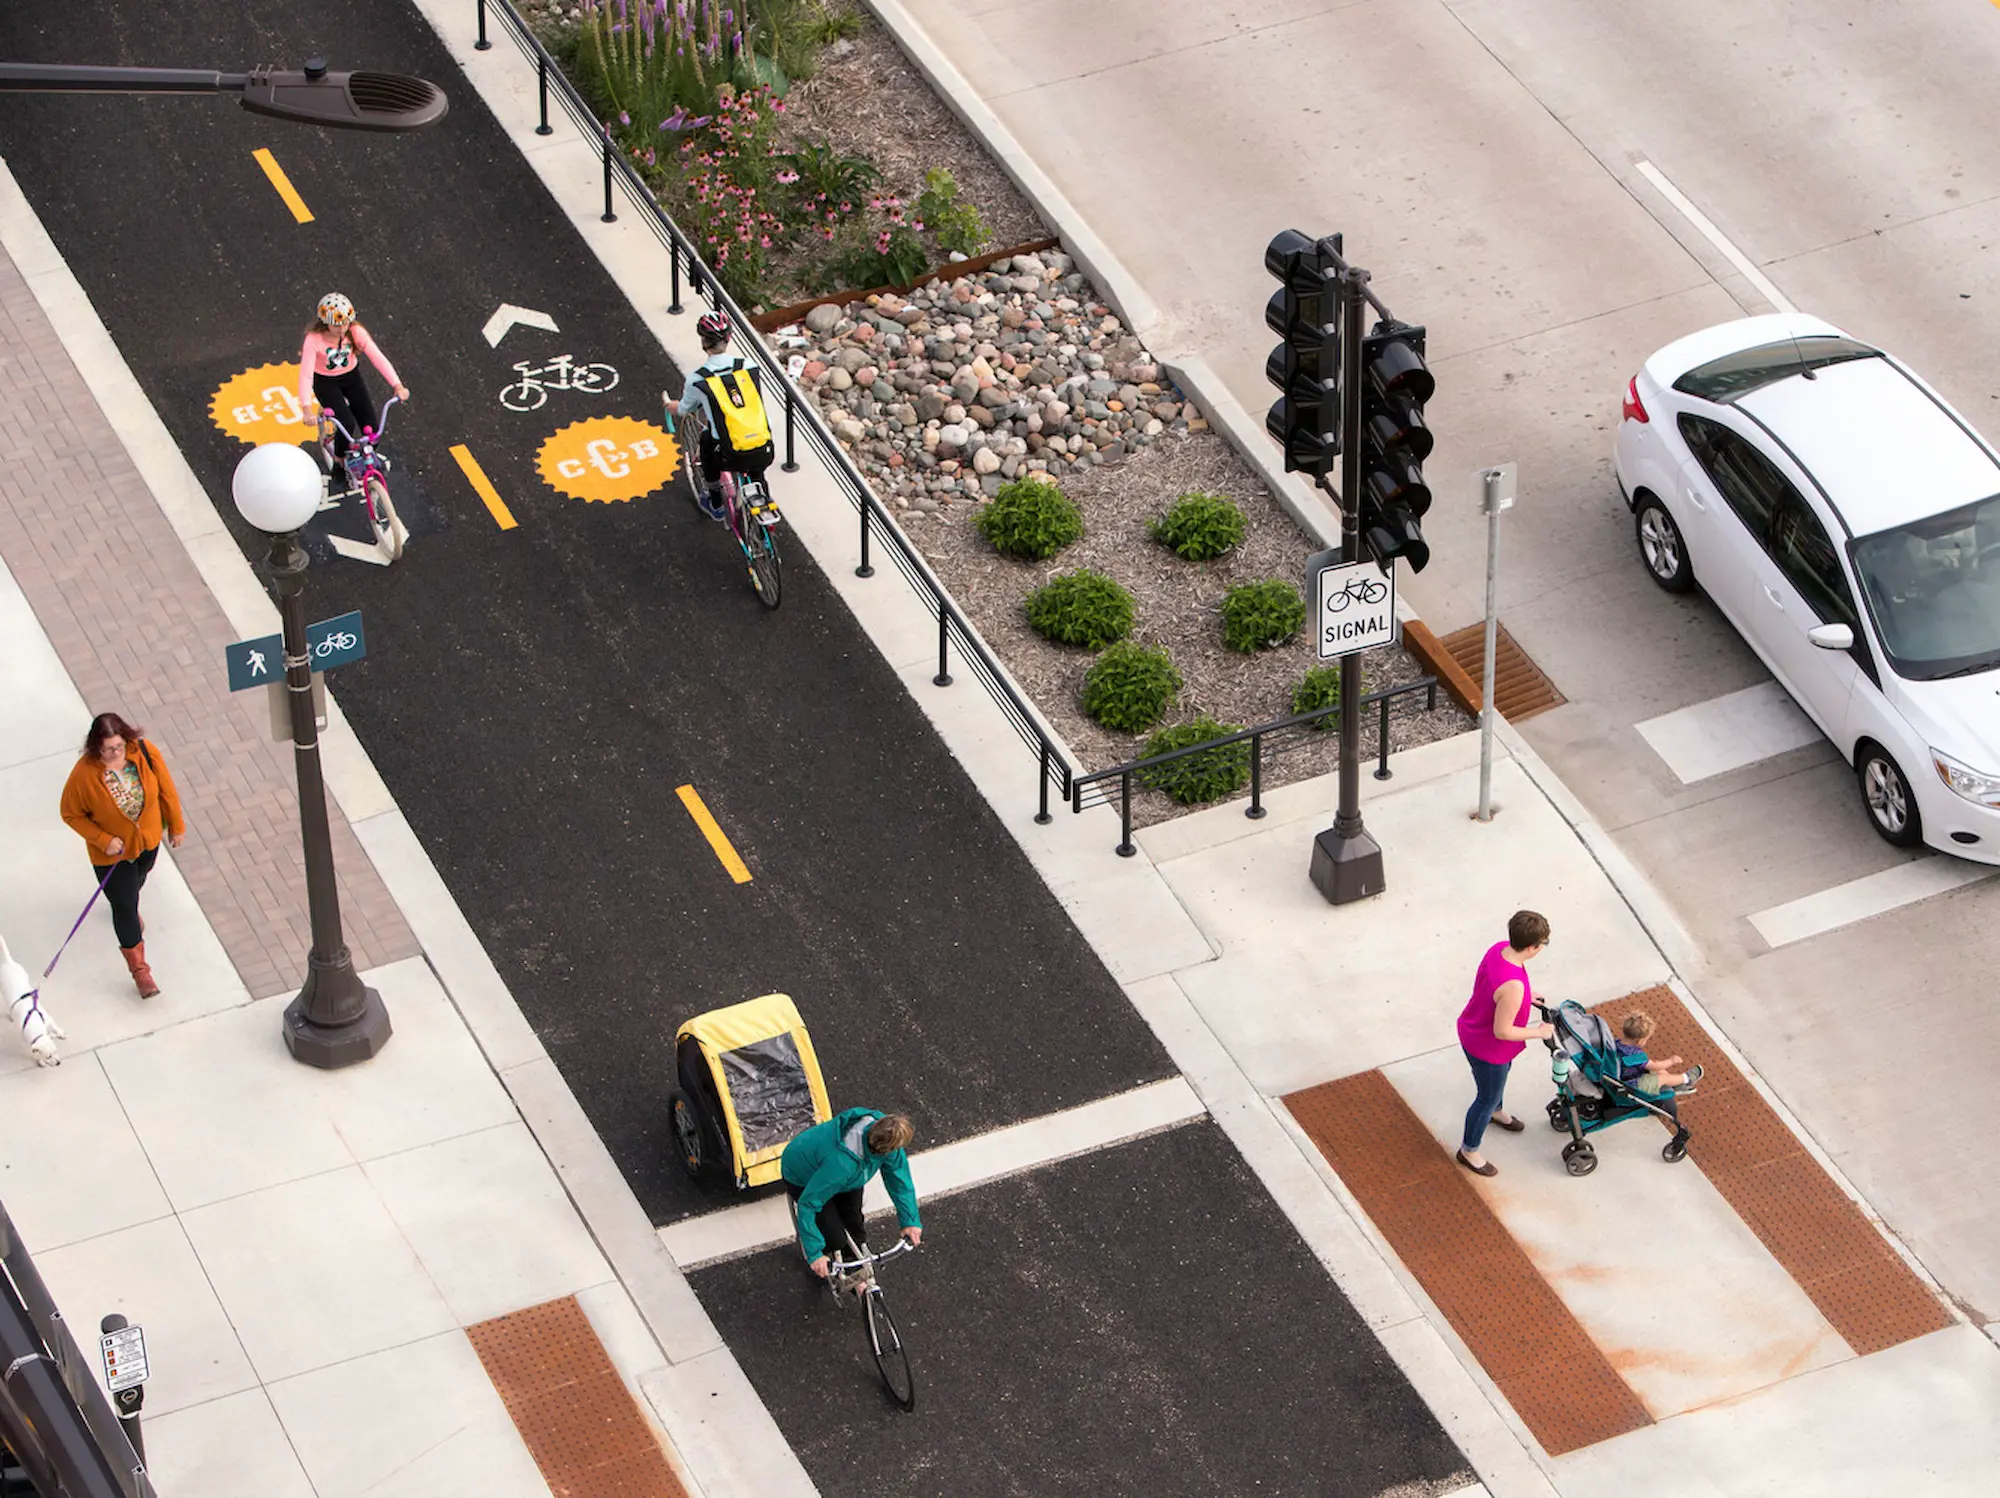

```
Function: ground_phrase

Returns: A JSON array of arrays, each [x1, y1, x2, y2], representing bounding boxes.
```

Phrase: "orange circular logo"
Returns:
[[210, 362, 312, 445], [535, 417, 680, 503]]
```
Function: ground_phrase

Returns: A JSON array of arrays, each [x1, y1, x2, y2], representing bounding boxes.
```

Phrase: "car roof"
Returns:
[[1736, 356, 2000, 537], [1642, 313, 1847, 383]]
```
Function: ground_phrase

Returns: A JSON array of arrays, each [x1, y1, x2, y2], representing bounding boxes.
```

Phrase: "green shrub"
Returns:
[[1149, 490, 1245, 561], [974, 477, 1083, 559], [917, 169, 990, 259], [1083, 642, 1180, 732], [1291, 665, 1342, 730], [780, 142, 882, 205], [1138, 716, 1250, 805], [1025, 570, 1135, 649], [827, 226, 929, 292], [1220, 578, 1305, 653]]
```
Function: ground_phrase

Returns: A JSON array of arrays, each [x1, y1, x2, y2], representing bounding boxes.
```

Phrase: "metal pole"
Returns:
[[1036, 743, 1052, 824], [782, 384, 799, 472], [1307, 260, 1386, 905], [1117, 772, 1136, 857], [267, 534, 392, 1068], [535, 55, 552, 134], [1477, 468, 1502, 821], [857, 504, 874, 577], [600, 130, 616, 222], [475, 0, 491, 49], [1248, 733, 1266, 819], [668, 241, 684, 315], [934, 600, 951, 686]]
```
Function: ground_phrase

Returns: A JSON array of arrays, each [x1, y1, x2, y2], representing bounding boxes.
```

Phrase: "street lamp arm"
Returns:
[[0, 59, 447, 131]]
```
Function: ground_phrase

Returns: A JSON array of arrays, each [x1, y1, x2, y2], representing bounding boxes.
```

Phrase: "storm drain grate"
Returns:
[[1285, 1071, 1651, 1455], [1438, 621, 1565, 721], [1590, 987, 1952, 1354], [467, 1295, 688, 1497]]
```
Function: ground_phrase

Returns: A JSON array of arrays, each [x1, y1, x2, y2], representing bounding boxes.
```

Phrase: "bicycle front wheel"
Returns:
[[366, 477, 406, 561], [864, 1291, 915, 1411], [744, 517, 782, 610], [571, 362, 620, 394]]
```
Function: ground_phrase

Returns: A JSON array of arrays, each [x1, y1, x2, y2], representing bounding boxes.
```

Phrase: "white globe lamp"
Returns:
[[231, 441, 322, 533]]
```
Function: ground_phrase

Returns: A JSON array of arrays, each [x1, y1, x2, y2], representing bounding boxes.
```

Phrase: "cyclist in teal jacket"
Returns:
[[781, 1108, 923, 1277]]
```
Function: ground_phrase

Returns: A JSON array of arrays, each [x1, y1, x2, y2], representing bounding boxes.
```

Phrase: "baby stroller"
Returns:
[[671, 993, 832, 1189], [1539, 999, 1691, 1177]]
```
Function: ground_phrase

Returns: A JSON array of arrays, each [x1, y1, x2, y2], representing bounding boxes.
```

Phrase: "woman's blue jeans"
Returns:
[[1462, 1050, 1513, 1151]]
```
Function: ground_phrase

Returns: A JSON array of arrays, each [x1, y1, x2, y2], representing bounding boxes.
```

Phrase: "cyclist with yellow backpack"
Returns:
[[673, 311, 774, 520]]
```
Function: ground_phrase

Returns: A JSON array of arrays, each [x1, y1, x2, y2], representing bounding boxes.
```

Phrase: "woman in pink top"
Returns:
[[299, 292, 408, 460], [1453, 910, 1556, 1177]]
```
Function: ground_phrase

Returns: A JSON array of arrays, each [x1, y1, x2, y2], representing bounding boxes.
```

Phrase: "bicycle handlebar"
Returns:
[[317, 392, 401, 445], [832, 1239, 918, 1272]]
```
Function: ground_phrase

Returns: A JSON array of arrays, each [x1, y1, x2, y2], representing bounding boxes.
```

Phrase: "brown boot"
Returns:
[[121, 943, 160, 999]]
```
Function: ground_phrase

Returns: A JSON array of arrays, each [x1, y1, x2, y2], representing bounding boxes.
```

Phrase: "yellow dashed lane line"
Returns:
[[251, 148, 313, 224], [676, 785, 751, 884], [449, 444, 519, 529]]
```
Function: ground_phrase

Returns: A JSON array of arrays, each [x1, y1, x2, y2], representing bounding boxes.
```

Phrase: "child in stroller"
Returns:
[[1541, 999, 1701, 1176]]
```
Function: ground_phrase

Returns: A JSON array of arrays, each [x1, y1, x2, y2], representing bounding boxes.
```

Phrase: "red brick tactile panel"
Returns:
[[0, 250, 418, 998], [1285, 1071, 1652, 1455], [1594, 987, 1952, 1355], [468, 1296, 689, 1498]]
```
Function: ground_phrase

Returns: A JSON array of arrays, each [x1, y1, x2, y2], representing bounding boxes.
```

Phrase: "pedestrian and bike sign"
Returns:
[[224, 610, 368, 690], [1315, 559, 1396, 658]]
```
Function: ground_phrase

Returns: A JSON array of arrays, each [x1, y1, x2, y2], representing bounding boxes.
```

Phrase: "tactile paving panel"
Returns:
[[1590, 986, 1952, 1355], [1285, 1071, 1651, 1455], [1438, 621, 1566, 721], [467, 1296, 688, 1498]]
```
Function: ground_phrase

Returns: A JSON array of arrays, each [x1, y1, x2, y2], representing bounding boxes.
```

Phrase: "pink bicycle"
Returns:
[[313, 394, 407, 561]]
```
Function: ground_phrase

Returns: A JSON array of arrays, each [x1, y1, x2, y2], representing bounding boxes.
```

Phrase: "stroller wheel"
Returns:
[[1547, 1100, 1572, 1132], [671, 1093, 712, 1179], [1662, 1133, 1690, 1164], [1562, 1141, 1598, 1177]]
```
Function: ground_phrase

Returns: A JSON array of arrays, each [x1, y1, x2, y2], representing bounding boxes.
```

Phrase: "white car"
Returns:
[[1616, 313, 2000, 862]]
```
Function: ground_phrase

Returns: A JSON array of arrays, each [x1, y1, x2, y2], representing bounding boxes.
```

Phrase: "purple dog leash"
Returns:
[[41, 859, 120, 980]]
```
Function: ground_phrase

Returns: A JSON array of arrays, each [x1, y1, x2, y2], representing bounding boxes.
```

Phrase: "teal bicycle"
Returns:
[[663, 392, 783, 609]]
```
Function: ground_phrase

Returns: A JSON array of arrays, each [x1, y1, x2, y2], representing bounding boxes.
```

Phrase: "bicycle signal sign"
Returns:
[[1315, 559, 1396, 658], [225, 610, 367, 691]]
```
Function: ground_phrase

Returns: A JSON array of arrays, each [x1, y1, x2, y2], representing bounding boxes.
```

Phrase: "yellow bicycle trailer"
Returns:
[[671, 993, 832, 1188]]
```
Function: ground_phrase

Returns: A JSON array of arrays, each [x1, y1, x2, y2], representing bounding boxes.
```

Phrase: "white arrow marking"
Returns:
[[327, 534, 393, 566], [483, 304, 560, 347]]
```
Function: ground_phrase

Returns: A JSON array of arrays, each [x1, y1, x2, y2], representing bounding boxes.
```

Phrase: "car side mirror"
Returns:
[[1808, 623, 1855, 651]]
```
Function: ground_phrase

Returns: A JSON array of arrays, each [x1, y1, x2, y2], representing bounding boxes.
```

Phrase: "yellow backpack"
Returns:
[[699, 360, 773, 455]]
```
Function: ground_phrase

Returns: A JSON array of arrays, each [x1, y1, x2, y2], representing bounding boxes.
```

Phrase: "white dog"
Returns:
[[0, 935, 64, 1067]]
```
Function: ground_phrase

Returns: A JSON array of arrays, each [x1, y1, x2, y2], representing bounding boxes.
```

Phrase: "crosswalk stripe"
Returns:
[[1749, 857, 1993, 948]]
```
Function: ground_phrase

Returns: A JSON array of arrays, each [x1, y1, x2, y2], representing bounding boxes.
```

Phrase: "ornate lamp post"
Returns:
[[231, 444, 391, 1068]]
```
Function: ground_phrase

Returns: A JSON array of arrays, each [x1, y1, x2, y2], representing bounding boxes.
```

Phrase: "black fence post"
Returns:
[[782, 385, 799, 472], [535, 55, 552, 134], [475, 0, 491, 49], [1116, 773, 1136, 857], [601, 130, 616, 222], [1376, 695, 1394, 780], [856, 505, 874, 577], [1248, 733, 1267, 819], [668, 241, 685, 315], [934, 601, 952, 686], [1036, 743, 1052, 824]]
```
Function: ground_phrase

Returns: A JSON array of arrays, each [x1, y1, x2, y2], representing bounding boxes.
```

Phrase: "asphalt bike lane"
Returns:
[[0, 7, 1475, 1489], [695, 1123, 1473, 1498], [0, 0, 1170, 1221]]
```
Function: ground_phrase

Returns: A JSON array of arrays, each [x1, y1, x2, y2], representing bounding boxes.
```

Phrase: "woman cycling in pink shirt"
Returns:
[[299, 292, 408, 459]]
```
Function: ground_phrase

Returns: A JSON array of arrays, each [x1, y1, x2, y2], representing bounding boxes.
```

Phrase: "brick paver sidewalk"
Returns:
[[0, 247, 417, 997]]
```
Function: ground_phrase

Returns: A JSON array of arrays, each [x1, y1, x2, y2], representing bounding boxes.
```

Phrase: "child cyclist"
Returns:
[[672, 310, 774, 520], [299, 292, 408, 460]]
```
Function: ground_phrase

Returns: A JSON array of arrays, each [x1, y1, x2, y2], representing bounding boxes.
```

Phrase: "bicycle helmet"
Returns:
[[316, 292, 356, 329], [695, 310, 731, 344]]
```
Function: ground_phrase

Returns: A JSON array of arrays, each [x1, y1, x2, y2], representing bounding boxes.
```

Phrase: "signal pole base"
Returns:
[[1309, 825, 1385, 906]]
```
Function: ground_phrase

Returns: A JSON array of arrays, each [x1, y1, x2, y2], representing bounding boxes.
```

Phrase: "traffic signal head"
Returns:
[[1262, 230, 1339, 476], [1359, 320, 1433, 571]]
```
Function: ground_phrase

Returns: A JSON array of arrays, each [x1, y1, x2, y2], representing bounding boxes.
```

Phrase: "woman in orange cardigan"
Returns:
[[59, 713, 186, 997]]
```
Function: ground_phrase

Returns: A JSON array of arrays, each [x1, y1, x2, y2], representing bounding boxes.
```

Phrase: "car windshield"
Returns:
[[1850, 494, 2000, 679], [1672, 336, 1879, 402]]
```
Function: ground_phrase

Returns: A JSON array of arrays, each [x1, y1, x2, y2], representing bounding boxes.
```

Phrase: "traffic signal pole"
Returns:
[[1308, 264, 1386, 904]]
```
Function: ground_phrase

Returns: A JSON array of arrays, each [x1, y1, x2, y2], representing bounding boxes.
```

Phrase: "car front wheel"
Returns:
[[1634, 494, 1694, 593], [1857, 745, 1923, 848]]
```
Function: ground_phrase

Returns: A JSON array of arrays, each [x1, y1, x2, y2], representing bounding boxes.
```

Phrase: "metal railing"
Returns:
[[1072, 677, 1439, 855], [0, 1198, 153, 1498], [472, 0, 1076, 821]]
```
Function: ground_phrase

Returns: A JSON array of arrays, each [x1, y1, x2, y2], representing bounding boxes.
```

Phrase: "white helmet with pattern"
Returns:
[[316, 292, 356, 330]]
